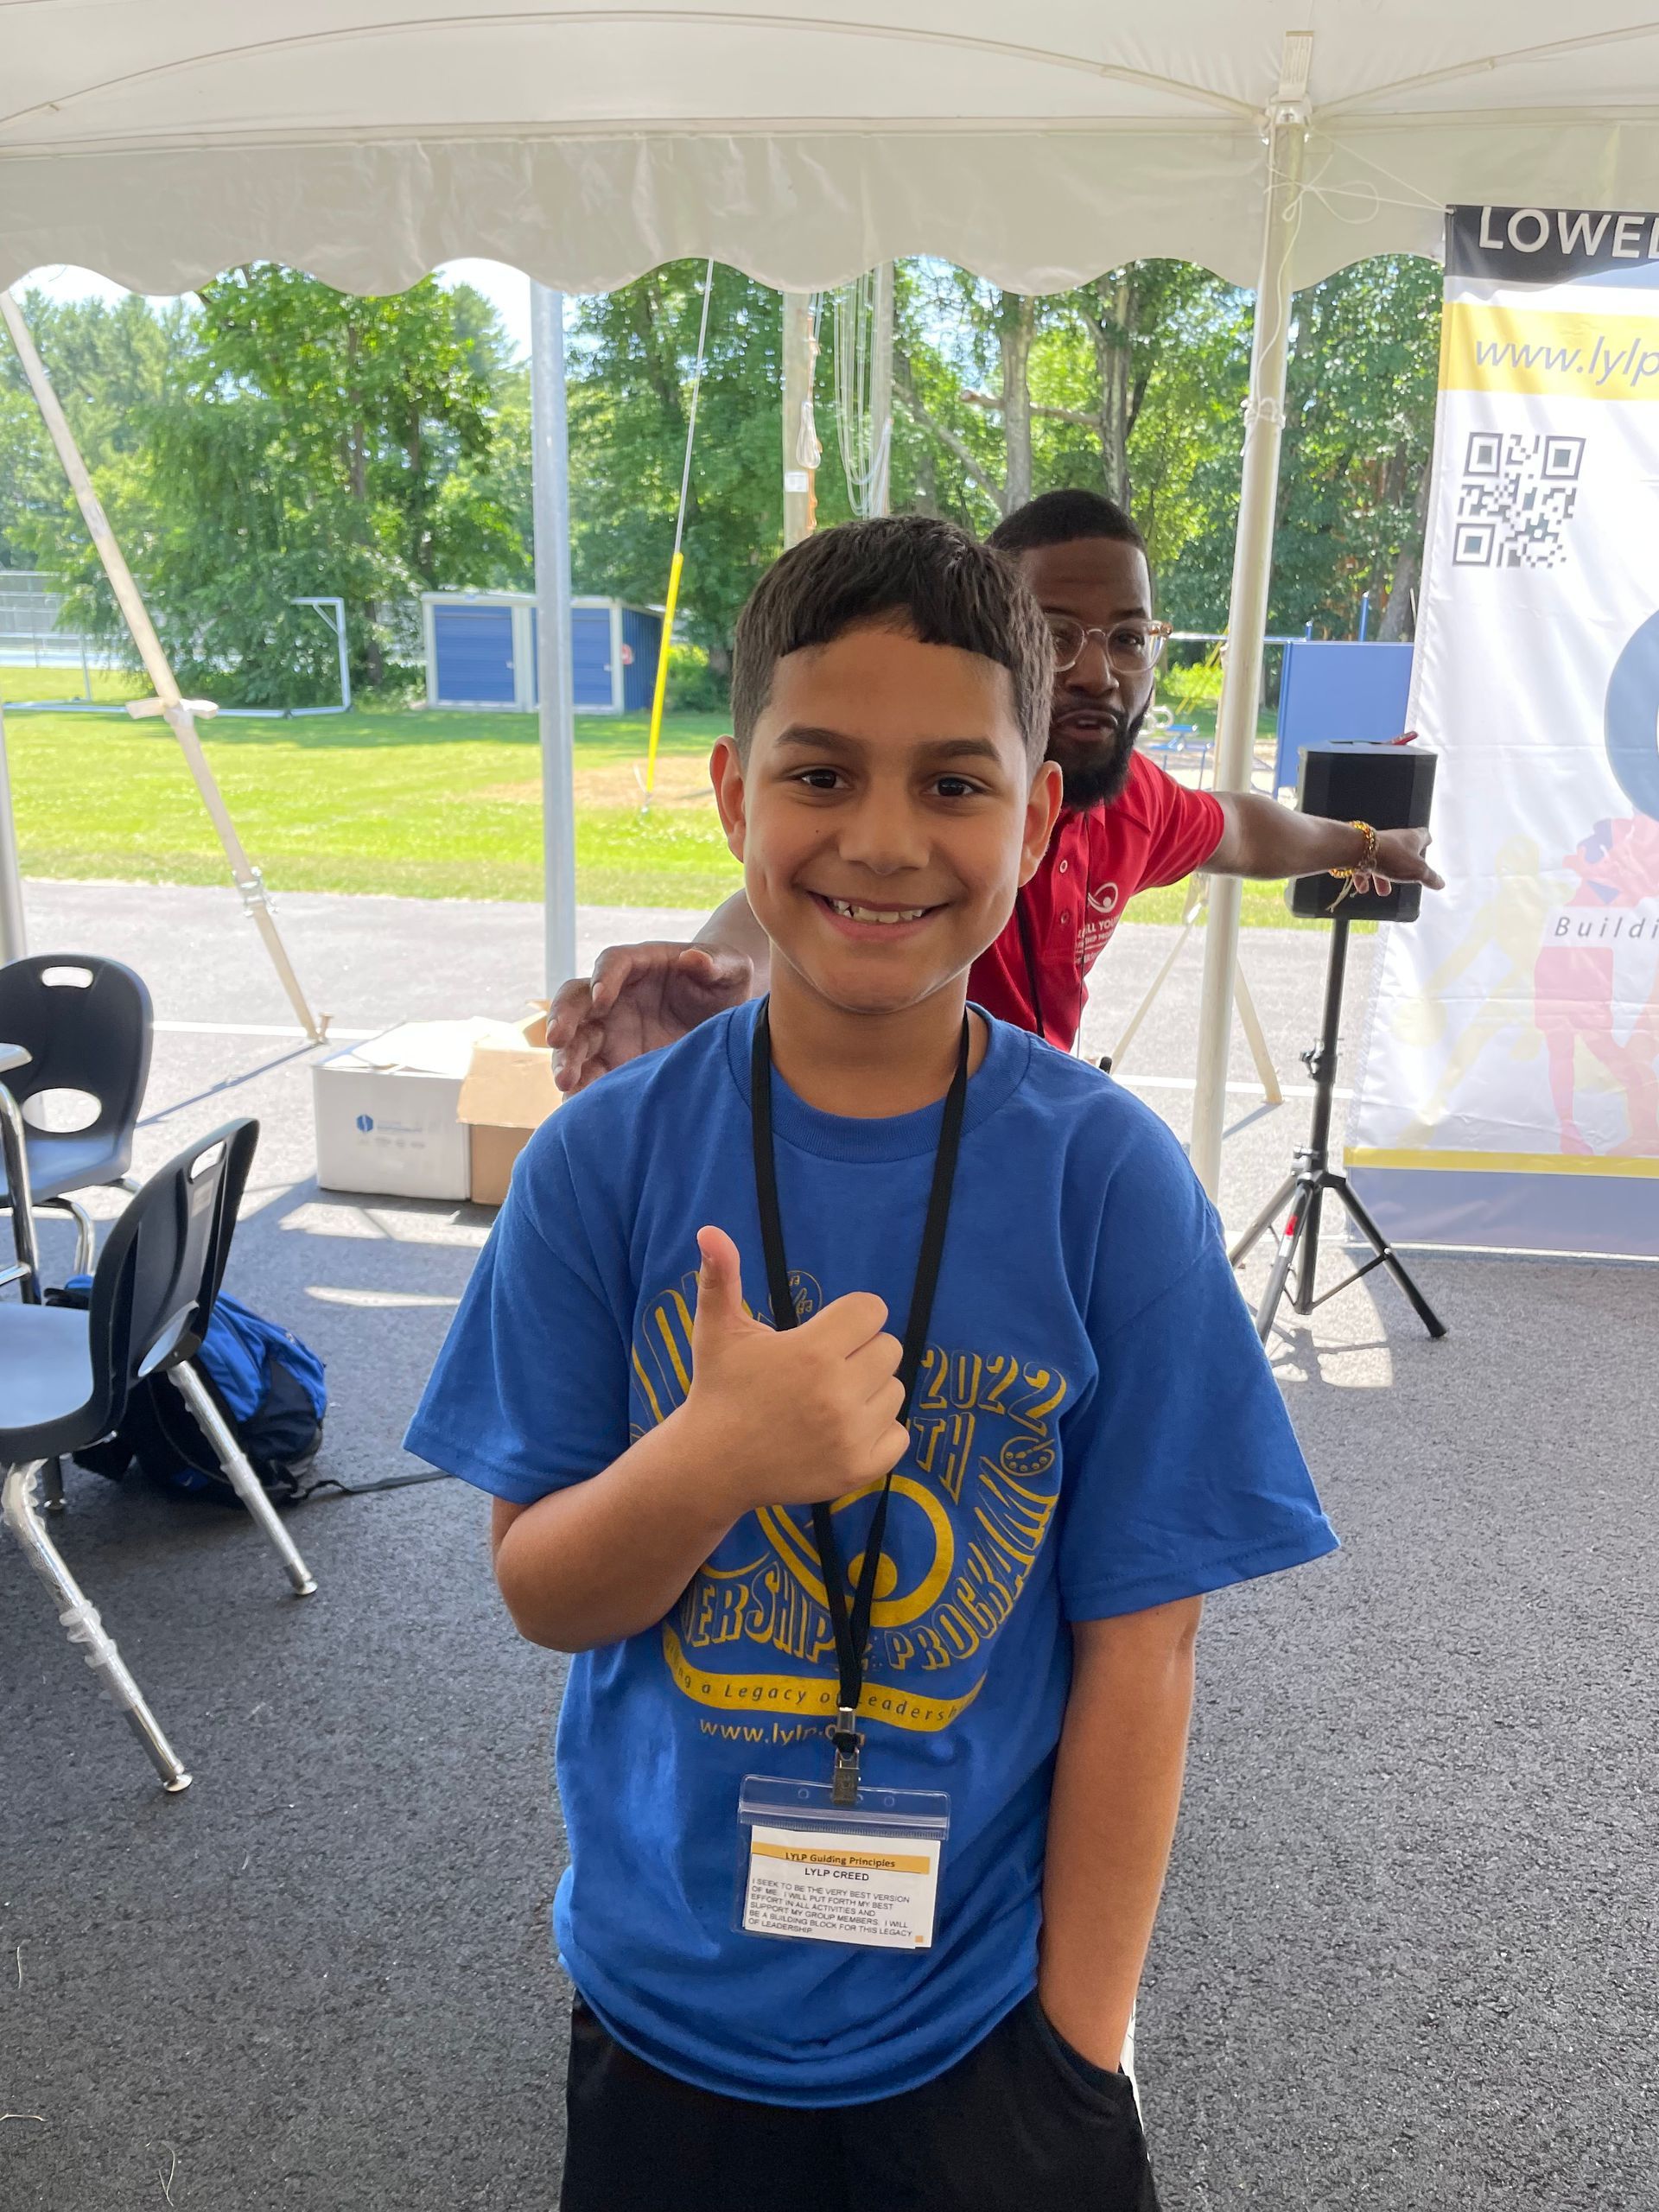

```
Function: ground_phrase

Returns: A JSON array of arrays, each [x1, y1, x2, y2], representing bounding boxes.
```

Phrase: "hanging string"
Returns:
[[832, 270, 893, 518], [795, 291, 824, 474], [1282, 128, 1454, 244], [1301, 129, 1459, 223], [1233, 116, 1445, 404]]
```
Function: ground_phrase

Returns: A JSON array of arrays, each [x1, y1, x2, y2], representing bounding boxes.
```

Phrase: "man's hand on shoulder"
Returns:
[[546, 942, 753, 1094]]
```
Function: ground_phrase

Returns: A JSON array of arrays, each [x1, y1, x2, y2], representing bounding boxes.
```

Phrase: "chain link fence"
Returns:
[[0, 571, 110, 699]]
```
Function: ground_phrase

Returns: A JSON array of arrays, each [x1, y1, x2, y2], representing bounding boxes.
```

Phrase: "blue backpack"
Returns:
[[59, 1279, 327, 1503]]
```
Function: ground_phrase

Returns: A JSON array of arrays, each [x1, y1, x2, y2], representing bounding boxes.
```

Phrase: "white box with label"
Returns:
[[312, 1020, 498, 1200]]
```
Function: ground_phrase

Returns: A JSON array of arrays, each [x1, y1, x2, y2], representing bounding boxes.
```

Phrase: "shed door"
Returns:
[[620, 607, 663, 715], [434, 606, 516, 704], [570, 607, 614, 709]]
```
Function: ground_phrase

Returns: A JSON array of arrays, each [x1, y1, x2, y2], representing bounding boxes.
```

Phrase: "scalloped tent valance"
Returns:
[[5, 5, 1659, 296]]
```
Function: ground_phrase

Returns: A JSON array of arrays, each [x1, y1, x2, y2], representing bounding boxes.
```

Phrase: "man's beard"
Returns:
[[1052, 702, 1148, 812]]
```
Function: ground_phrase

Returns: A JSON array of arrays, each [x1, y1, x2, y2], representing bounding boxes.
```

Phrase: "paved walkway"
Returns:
[[2, 879, 1652, 2211]]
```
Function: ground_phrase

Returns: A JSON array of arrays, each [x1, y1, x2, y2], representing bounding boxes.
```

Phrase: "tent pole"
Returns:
[[782, 292, 819, 548], [0, 703, 27, 963], [0, 289, 325, 1040], [869, 264, 894, 518], [531, 282, 577, 996], [1188, 48, 1310, 1198]]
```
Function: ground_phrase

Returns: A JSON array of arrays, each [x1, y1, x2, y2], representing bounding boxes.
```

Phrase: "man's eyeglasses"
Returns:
[[1046, 615, 1173, 679]]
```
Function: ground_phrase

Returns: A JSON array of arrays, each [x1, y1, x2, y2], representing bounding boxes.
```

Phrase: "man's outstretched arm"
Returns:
[[1209, 793, 1445, 893]]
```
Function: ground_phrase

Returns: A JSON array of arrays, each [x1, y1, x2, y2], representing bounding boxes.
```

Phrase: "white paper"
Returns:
[[742, 1822, 941, 1950]]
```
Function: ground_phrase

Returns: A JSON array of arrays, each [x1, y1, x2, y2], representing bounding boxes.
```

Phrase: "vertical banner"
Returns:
[[1348, 206, 1659, 1257]]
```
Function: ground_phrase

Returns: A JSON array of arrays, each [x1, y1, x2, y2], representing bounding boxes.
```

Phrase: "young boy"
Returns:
[[406, 516, 1337, 2211]]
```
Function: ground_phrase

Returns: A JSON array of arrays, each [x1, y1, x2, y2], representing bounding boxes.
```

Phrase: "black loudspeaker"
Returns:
[[1287, 742, 1439, 923]]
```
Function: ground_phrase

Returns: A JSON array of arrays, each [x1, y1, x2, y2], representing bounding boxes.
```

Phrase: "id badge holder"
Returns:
[[734, 1775, 951, 1950]]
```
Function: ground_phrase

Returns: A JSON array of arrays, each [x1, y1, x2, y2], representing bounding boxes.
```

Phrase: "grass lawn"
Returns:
[[2, 673, 1309, 925]]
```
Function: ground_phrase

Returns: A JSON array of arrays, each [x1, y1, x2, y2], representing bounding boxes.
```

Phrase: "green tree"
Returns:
[[569, 264, 872, 664], [9, 267, 526, 703], [889, 266, 1045, 527], [887, 261, 1252, 600], [1030, 267, 1251, 588], [0, 292, 188, 578], [1273, 255, 1442, 639], [1161, 255, 1442, 639]]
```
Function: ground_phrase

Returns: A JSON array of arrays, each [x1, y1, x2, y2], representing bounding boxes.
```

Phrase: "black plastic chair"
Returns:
[[0, 955, 153, 1274], [0, 1117, 316, 1794]]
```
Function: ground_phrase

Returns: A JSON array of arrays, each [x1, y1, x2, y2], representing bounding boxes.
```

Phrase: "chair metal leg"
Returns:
[[28, 1195, 99, 1276], [1, 1460, 192, 1792], [168, 1362, 318, 1597], [0, 1086, 42, 1302], [60, 1197, 96, 1275]]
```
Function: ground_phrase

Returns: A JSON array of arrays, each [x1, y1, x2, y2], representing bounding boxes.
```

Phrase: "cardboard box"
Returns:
[[313, 1019, 504, 1200], [457, 1007, 562, 1205]]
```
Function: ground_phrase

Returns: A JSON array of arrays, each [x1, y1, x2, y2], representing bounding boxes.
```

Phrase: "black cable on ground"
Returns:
[[292, 1467, 454, 1503]]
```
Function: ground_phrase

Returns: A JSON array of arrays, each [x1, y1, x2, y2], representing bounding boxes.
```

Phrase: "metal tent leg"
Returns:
[[1, 1460, 192, 1791], [168, 1362, 317, 1597], [0, 701, 26, 965], [1109, 897, 1200, 1074], [0, 289, 326, 1043], [531, 282, 578, 1000], [1189, 35, 1312, 1197], [1231, 957, 1283, 1106], [1111, 877, 1283, 1104]]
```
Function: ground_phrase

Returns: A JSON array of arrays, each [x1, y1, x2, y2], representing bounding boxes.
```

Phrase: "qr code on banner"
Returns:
[[1453, 431, 1585, 569]]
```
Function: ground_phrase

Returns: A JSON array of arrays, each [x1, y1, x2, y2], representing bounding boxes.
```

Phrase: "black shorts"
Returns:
[[560, 1991, 1161, 2212]]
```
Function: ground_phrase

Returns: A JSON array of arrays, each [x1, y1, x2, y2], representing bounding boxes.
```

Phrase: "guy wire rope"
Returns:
[[641, 259, 715, 810], [832, 267, 893, 520]]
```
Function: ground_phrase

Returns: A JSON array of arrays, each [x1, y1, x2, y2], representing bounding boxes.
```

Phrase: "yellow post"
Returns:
[[643, 548, 684, 802]]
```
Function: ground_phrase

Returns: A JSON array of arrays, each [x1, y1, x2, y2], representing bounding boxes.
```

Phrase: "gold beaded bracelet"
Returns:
[[1327, 820, 1379, 880]]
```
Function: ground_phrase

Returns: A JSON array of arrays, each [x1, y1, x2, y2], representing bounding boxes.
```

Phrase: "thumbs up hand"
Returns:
[[687, 1226, 909, 1518]]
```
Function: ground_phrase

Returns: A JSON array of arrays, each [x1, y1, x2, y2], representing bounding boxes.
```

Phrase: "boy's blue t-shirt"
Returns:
[[405, 1002, 1336, 2107]]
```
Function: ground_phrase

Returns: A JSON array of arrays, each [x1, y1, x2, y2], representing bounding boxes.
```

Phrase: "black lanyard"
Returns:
[[749, 1001, 969, 1804], [1014, 893, 1046, 1044]]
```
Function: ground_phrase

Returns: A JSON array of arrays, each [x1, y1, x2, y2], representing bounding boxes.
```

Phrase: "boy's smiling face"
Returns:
[[711, 622, 1062, 1020]]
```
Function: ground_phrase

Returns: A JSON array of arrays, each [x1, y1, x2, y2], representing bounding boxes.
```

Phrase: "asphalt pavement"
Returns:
[[1, 878, 1654, 2212]]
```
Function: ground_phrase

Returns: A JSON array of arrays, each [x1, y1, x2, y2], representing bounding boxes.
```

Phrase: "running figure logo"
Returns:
[[1077, 881, 1122, 969]]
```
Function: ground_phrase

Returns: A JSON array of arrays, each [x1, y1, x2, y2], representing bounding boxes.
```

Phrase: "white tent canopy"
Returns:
[[7, 3, 1659, 1193], [7, 6, 1659, 296]]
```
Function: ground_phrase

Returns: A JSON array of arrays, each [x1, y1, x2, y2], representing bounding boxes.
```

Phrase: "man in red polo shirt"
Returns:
[[547, 489, 1442, 1085]]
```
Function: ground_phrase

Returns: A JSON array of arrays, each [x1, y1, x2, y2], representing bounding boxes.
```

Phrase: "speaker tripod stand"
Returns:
[[1229, 916, 1448, 1345]]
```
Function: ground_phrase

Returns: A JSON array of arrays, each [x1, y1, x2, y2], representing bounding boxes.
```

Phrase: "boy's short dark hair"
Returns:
[[730, 515, 1052, 765], [987, 488, 1147, 560]]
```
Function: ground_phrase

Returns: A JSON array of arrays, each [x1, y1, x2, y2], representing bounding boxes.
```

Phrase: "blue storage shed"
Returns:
[[424, 592, 531, 709], [563, 600, 663, 714], [423, 592, 663, 715]]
